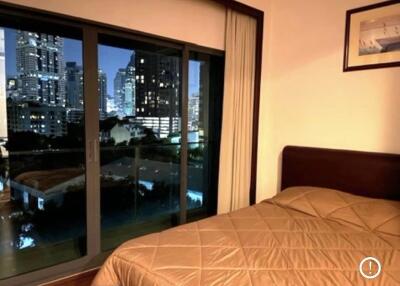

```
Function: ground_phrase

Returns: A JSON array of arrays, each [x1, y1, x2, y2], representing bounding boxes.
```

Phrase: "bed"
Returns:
[[92, 146, 400, 285]]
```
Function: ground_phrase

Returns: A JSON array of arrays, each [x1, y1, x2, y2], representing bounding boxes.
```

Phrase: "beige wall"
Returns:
[[238, 0, 400, 201], [2, 0, 226, 50]]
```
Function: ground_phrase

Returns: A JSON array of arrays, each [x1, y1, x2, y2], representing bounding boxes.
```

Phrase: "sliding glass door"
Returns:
[[0, 26, 86, 279], [187, 52, 224, 220], [0, 5, 224, 284], [96, 36, 224, 250], [97, 36, 183, 250]]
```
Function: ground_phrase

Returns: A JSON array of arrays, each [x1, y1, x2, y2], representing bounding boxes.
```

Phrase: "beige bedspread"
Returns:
[[93, 187, 400, 285]]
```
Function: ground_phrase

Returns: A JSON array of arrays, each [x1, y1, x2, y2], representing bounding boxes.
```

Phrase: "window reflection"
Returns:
[[187, 52, 224, 218], [98, 43, 182, 250], [0, 27, 85, 279]]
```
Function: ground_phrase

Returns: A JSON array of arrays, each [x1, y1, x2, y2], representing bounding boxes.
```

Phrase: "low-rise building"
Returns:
[[7, 101, 67, 137]]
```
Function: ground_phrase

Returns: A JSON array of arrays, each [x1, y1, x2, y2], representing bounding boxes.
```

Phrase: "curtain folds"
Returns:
[[217, 9, 257, 213]]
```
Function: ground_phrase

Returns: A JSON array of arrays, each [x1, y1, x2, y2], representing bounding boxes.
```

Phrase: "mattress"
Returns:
[[93, 187, 400, 285]]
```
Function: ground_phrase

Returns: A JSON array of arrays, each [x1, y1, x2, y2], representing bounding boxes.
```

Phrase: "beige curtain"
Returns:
[[218, 9, 257, 214]]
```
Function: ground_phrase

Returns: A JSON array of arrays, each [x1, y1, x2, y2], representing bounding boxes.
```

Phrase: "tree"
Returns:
[[101, 138, 115, 147], [140, 128, 158, 144], [128, 137, 140, 146], [6, 131, 50, 151], [115, 140, 128, 147], [189, 146, 204, 161], [51, 123, 84, 149]]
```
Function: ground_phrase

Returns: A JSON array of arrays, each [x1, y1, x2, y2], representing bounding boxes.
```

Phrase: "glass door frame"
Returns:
[[0, 3, 224, 285]]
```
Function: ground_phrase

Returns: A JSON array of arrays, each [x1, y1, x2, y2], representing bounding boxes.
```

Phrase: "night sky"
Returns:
[[5, 28, 200, 98]]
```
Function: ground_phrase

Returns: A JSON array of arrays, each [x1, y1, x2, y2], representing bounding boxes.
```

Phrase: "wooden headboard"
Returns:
[[281, 146, 400, 201]]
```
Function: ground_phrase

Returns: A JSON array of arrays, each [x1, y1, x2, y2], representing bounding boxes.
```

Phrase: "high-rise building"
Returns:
[[65, 62, 83, 109], [199, 60, 209, 137], [0, 28, 7, 142], [66, 108, 84, 124], [113, 68, 126, 117], [131, 116, 180, 139], [124, 52, 135, 117], [112, 52, 136, 118], [188, 92, 200, 131], [6, 76, 20, 100], [134, 51, 180, 136], [16, 31, 65, 106], [106, 94, 117, 116], [98, 69, 107, 118]]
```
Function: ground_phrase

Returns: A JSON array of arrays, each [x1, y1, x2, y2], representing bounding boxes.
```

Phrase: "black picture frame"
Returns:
[[343, 0, 400, 72]]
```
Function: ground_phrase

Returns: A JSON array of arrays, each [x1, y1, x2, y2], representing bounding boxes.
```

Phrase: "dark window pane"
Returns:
[[187, 52, 224, 220], [98, 42, 182, 251], [0, 28, 85, 279]]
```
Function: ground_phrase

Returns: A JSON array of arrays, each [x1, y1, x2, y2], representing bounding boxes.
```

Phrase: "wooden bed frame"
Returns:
[[281, 146, 400, 201]]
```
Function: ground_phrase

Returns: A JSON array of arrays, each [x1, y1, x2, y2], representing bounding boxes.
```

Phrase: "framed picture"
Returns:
[[344, 0, 400, 71]]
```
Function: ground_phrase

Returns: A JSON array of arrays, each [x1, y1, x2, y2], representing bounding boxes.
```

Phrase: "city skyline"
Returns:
[[5, 28, 201, 100], [3, 26, 204, 140], [0, 17, 219, 280]]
